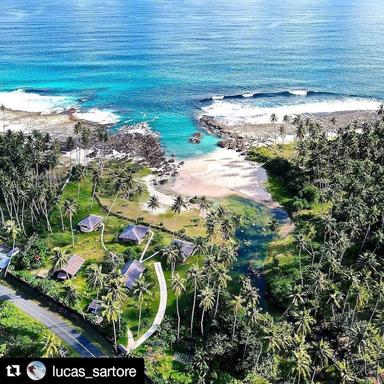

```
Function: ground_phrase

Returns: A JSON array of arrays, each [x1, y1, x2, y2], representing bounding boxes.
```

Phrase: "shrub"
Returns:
[[299, 184, 320, 203]]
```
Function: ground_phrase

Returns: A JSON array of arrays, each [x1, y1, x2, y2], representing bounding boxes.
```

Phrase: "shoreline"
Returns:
[[199, 109, 378, 151], [2, 103, 378, 217]]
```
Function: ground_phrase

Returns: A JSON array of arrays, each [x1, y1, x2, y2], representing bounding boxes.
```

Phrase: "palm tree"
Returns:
[[171, 195, 188, 231], [57, 200, 66, 231], [310, 339, 333, 383], [198, 196, 210, 217], [187, 264, 203, 337], [292, 309, 315, 338], [101, 292, 121, 351], [90, 167, 101, 209], [73, 165, 85, 198], [163, 243, 179, 278], [105, 273, 126, 331], [213, 264, 231, 318], [147, 195, 160, 214], [243, 305, 260, 358], [42, 333, 63, 357], [279, 124, 287, 145], [86, 264, 105, 315], [106, 177, 126, 218], [289, 342, 312, 384], [335, 360, 355, 384], [3, 219, 21, 277], [230, 294, 244, 340], [199, 287, 214, 336], [50, 247, 68, 271], [172, 272, 186, 340], [133, 275, 151, 335], [377, 103, 384, 119], [63, 198, 78, 247], [73, 121, 83, 164], [204, 211, 217, 240], [270, 113, 278, 147], [62, 280, 78, 307]]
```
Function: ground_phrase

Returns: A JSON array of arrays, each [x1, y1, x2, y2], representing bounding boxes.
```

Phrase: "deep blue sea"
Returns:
[[0, 0, 383, 158]]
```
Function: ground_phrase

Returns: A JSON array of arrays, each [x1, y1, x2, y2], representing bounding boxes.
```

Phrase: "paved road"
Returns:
[[0, 284, 105, 357], [129, 262, 167, 350]]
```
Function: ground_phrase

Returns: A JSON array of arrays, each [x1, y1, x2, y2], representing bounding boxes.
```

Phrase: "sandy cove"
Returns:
[[171, 147, 275, 206]]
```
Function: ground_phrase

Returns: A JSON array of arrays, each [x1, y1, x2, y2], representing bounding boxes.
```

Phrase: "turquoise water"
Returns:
[[0, 0, 383, 157]]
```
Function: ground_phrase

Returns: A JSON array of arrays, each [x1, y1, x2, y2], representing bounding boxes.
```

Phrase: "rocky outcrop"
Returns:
[[188, 132, 202, 144]]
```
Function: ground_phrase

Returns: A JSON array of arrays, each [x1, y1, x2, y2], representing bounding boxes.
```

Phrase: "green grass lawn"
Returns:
[[98, 194, 206, 238], [35, 176, 204, 348]]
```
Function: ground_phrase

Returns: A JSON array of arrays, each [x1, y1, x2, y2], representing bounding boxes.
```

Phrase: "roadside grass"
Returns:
[[0, 300, 79, 357]]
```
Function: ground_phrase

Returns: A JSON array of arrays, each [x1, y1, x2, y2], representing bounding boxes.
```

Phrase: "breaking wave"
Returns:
[[201, 97, 381, 125], [0, 89, 120, 125]]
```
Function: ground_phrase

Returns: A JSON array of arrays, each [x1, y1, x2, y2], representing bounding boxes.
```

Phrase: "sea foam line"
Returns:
[[201, 97, 381, 125], [0, 89, 75, 114], [0, 89, 120, 125]]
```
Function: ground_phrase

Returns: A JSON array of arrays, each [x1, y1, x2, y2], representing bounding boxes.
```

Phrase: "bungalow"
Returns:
[[0, 244, 19, 271], [77, 215, 103, 233], [54, 254, 85, 280], [172, 239, 196, 262], [119, 225, 149, 245], [121, 260, 145, 289], [87, 299, 103, 315]]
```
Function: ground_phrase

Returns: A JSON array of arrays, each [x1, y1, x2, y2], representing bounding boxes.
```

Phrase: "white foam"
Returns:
[[242, 93, 254, 98], [0, 89, 75, 114], [74, 108, 120, 125], [212, 95, 225, 100], [289, 90, 308, 96], [123, 122, 158, 136], [201, 98, 381, 125]]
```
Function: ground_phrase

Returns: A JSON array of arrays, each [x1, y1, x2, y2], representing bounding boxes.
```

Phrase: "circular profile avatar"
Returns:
[[26, 361, 46, 381]]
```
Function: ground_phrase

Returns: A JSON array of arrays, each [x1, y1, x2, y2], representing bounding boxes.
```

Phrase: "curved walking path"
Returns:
[[0, 283, 106, 357], [140, 230, 154, 262], [128, 262, 167, 351]]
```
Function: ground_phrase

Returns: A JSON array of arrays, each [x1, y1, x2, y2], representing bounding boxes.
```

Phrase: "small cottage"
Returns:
[[0, 244, 19, 270], [121, 260, 145, 289], [87, 299, 103, 315], [172, 239, 196, 262], [77, 215, 103, 232], [54, 255, 85, 280], [119, 225, 150, 245]]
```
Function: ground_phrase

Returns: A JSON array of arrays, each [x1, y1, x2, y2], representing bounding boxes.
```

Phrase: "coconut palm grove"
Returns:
[[1, 1, 384, 383], [0, 108, 383, 383]]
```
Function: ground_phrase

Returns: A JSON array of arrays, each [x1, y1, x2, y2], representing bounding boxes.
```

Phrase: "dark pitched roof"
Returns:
[[56, 255, 85, 277], [0, 244, 19, 269], [172, 239, 196, 260], [119, 225, 149, 242], [78, 215, 103, 229], [0, 244, 20, 258], [121, 260, 145, 289], [88, 299, 103, 313]]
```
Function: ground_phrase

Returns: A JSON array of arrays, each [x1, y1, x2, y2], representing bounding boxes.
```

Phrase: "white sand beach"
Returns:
[[172, 147, 275, 206]]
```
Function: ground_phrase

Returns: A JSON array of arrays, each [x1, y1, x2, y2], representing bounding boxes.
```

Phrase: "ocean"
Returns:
[[0, 0, 383, 158]]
